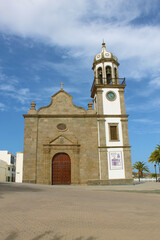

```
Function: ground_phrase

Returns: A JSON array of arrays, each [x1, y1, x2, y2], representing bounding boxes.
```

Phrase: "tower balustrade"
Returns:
[[91, 78, 126, 95]]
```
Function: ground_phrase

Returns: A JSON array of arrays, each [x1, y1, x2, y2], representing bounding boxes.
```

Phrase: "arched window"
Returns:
[[106, 66, 112, 84], [97, 67, 103, 84]]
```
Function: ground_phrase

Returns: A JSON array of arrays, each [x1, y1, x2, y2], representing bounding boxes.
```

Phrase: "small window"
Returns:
[[57, 123, 67, 131], [11, 155, 14, 164], [8, 167, 10, 171], [109, 124, 119, 141]]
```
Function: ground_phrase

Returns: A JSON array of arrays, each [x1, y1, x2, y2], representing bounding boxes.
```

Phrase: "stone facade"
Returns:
[[23, 43, 133, 185], [23, 90, 100, 184]]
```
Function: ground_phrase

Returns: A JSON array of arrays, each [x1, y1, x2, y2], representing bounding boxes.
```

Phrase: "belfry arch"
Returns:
[[97, 67, 103, 84], [106, 66, 112, 84]]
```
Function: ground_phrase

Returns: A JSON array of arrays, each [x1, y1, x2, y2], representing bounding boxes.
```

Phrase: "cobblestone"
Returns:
[[0, 182, 160, 240]]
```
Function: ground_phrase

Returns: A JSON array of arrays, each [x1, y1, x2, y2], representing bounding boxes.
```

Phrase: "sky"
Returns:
[[0, 0, 160, 173]]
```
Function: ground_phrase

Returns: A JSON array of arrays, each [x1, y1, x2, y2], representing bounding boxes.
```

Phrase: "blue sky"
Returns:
[[0, 0, 160, 173]]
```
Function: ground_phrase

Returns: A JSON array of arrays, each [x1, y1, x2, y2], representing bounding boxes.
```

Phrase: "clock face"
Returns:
[[106, 91, 116, 101]]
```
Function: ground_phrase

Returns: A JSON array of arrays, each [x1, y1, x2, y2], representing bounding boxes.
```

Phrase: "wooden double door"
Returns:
[[52, 153, 71, 185]]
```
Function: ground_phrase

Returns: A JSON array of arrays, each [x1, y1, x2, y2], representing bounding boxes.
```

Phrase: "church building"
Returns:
[[23, 42, 133, 185]]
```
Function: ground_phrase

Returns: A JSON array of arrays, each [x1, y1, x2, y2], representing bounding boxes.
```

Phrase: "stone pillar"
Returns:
[[98, 118, 108, 179], [121, 118, 129, 146], [117, 68, 119, 84], [121, 118, 132, 179], [43, 147, 51, 184], [119, 89, 126, 115], [72, 147, 80, 184], [112, 63, 116, 85], [103, 63, 107, 84], [100, 148, 108, 179], [23, 117, 38, 183], [96, 89, 103, 114], [123, 148, 132, 179]]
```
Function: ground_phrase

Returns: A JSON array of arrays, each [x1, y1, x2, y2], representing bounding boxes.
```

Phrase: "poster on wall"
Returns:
[[109, 151, 123, 170]]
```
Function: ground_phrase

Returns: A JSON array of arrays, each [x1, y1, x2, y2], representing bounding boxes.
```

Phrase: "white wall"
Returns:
[[0, 160, 7, 182], [102, 88, 121, 115], [107, 148, 125, 179], [0, 151, 16, 165], [0, 151, 11, 165], [105, 117, 123, 147], [103, 87, 125, 179], [0, 151, 16, 182], [16, 152, 23, 183]]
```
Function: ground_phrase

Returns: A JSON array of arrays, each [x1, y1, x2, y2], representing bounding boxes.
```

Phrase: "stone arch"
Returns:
[[97, 67, 103, 84], [106, 66, 112, 84]]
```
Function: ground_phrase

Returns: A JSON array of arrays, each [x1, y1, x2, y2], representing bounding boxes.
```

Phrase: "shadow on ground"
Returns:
[[5, 231, 97, 240], [0, 182, 42, 198], [105, 189, 160, 194]]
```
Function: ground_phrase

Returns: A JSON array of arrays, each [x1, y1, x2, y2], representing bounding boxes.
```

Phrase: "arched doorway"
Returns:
[[52, 153, 71, 185]]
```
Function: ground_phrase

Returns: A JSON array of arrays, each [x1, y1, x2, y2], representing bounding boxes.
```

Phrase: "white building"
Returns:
[[16, 152, 23, 183], [0, 151, 16, 182], [0, 160, 8, 182]]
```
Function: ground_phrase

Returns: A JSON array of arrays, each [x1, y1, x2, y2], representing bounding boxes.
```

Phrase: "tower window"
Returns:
[[106, 66, 112, 84], [97, 67, 103, 84], [109, 124, 119, 141]]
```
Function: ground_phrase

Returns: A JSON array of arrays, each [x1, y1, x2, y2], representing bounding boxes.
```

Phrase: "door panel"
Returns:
[[52, 153, 71, 184]]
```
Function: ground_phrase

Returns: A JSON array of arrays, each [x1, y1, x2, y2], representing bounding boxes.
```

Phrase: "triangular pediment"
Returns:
[[49, 135, 78, 146], [37, 90, 86, 115]]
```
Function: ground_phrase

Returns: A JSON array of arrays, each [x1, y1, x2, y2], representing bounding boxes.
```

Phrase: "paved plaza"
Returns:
[[0, 182, 160, 240]]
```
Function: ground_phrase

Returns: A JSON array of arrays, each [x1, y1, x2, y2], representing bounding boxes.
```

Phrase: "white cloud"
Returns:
[[126, 96, 160, 113], [0, 66, 19, 84], [31, 59, 91, 84], [149, 77, 160, 87], [0, 84, 15, 91], [0, 67, 34, 104], [131, 118, 160, 124], [44, 86, 80, 94], [130, 128, 160, 135], [13, 105, 29, 112], [0, 0, 159, 68], [0, 82, 32, 104], [0, 0, 160, 110], [137, 77, 160, 97], [0, 102, 6, 111]]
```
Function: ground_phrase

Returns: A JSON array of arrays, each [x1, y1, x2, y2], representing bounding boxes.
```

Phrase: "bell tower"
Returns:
[[91, 42, 133, 183]]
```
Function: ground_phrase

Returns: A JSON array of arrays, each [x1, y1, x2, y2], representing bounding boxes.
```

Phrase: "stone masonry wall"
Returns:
[[35, 116, 99, 184], [23, 90, 99, 184]]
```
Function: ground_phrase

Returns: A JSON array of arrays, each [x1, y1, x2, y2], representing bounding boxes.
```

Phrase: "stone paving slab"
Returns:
[[0, 182, 160, 240]]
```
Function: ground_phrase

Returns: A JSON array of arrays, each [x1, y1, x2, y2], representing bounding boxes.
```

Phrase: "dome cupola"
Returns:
[[91, 41, 126, 98], [93, 41, 118, 67]]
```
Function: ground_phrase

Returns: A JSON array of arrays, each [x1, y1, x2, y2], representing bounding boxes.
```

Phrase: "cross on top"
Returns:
[[60, 82, 64, 90]]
